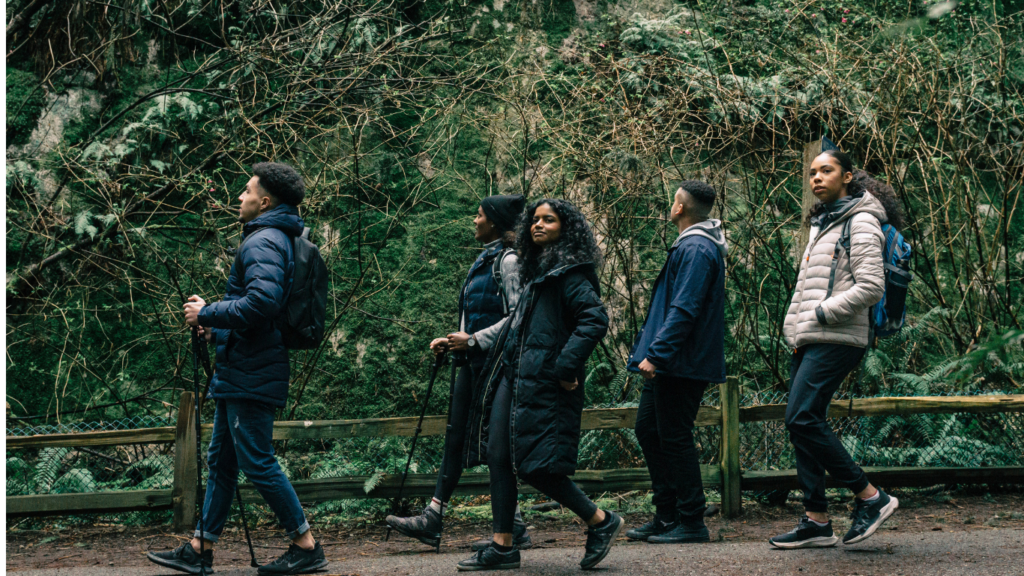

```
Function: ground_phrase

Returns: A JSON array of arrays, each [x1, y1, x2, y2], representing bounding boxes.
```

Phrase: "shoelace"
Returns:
[[849, 501, 871, 529], [272, 545, 303, 566]]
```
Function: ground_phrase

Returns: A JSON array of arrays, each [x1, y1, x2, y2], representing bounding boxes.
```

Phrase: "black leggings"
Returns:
[[432, 361, 479, 504], [488, 375, 598, 533]]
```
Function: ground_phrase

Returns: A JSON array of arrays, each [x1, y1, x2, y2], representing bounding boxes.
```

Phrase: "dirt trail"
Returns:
[[7, 492, 1024, 574]]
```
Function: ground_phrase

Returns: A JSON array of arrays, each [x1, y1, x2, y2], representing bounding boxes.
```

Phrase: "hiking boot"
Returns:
[[580, 510, 623, 570], [471, 521, 534, 551], [257, 542, 328, 575], [457, 544, 521, 571], [146, 542, 214, 574], [646, 516, 710, 544], [625, 515, 679, 541], [385, 506, 442, 547], [769, 517, 839, 549], [843, 490, 899, 545]]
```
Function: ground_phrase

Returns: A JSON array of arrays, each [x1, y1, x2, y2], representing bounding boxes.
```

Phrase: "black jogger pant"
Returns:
[[488, 375, 598, 533], [786, 343, 870, 513], [634, 374, 709, 521]]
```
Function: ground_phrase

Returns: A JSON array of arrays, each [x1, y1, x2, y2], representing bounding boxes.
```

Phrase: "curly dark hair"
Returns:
[[252, 162, 306, 206], [853, 170, 905, 230], [515, 198, 603, 283], [805, 149, 866, 225]]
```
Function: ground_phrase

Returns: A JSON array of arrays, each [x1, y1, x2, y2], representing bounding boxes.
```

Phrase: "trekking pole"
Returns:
[[234, 487, 259, 567], [191, 327, 208, 576], [385, 351, 447, 544], [433, 357, 459, 554], [193, 329, 258, 568]]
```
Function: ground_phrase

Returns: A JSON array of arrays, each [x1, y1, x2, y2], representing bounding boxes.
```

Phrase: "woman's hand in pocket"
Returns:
[[560, 379, 578, 391]]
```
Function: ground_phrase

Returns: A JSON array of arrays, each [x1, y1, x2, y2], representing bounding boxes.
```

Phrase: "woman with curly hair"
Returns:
[[770, 149, 899, 550], [458, 199, 622, 571]]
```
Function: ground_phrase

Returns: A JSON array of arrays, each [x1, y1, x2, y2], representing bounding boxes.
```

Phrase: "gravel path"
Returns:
[[11, 528, 1024, 576]]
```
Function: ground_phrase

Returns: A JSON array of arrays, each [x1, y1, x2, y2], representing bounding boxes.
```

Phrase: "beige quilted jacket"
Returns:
[[783, 193, 887, 350]]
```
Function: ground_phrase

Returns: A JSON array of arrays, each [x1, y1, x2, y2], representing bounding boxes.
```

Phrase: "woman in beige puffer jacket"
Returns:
[[769, 149, 899, 551]]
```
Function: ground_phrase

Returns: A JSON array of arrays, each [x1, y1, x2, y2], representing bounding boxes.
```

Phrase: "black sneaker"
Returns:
[[386, 506, 442, 547], [646, 517, 710, 544], [843, 490, 899, 545], [257, 542, 328, 575], [146, 542, 214, 574], [625, 515, 679, 541], [769, 517, 839, 549], [471, 521, 534, 551], [580, 510, 623, 570], [457, 544, 521, 571]]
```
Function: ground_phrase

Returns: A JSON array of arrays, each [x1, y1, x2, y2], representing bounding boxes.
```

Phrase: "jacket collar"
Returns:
[[532, 261, 594, 284], [242, 204, 305, 238], [813, 192, 888, 235], [481, 238, 505, 257]]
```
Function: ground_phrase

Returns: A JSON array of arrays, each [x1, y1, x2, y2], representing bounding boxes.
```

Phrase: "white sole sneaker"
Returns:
[[769, 535, 839, 549], [845, 496, 899, 545]]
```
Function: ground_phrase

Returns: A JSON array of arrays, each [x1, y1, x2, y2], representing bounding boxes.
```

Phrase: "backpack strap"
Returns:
[[825, 217, 855, 299], [491, 247, 515, 316]]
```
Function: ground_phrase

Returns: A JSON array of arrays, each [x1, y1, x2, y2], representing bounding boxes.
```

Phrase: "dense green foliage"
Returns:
[[5, 68, 46, 147], [6, 0, 1023, 445]]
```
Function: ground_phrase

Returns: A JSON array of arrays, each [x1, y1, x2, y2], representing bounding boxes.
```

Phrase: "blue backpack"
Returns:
[[832, 218, 913, 339]]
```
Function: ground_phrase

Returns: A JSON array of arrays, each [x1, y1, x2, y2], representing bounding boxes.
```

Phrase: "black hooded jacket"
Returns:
[[463, 262, 608, 476]]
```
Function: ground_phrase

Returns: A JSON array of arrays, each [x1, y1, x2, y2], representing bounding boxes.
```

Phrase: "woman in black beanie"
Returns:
[[386, 194, 529, 550]]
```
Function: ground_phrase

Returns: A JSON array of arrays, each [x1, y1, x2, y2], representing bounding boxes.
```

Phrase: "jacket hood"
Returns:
[[673, 219, 729, 257], [534, 261, 601, 295], [243, 204, 305, 237]]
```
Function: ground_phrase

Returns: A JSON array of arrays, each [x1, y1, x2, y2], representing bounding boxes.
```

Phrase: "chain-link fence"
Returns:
[[7, 384, 1023, 530], [739, 386, 1024, 505], [7, 416, 177, 527]]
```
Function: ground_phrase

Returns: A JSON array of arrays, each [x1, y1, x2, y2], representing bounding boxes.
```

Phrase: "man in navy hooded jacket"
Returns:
[[148, 163, 327, 576], [624, 180, 727, 545]]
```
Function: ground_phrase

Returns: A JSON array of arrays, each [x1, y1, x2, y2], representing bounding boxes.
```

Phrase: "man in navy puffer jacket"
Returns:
[[148, 163, 327, 576]]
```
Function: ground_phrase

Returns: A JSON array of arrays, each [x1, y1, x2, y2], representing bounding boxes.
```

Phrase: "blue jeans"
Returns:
[[194, 400, 309, 542]]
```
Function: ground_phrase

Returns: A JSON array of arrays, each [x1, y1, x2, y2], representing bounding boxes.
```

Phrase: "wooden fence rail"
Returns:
[[8, 385, 1024, 527]]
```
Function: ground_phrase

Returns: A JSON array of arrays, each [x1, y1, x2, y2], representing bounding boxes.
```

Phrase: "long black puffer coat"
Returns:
[[464, 262, 608, 477]]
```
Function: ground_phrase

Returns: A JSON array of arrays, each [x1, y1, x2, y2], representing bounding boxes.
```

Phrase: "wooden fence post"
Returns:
[[796, 138, 823, 259], [172, 391, 198, 532], [719, 376, 741, 518]]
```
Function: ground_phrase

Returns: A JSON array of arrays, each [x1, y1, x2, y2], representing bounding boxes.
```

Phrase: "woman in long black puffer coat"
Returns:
[[458, 199, 623, 572]]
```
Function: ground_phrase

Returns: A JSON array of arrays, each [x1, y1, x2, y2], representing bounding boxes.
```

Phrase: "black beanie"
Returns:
[[480, 194, 526, 233]]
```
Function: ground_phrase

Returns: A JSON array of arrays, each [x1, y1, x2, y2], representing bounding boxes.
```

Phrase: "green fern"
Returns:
[[34, 447, 69, 494]]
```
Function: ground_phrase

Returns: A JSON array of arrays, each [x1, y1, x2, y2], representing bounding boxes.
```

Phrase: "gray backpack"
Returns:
[[491, 247, 516, 315]]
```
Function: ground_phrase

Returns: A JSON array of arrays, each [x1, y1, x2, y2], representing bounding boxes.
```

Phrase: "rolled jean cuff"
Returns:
[[286, 520, 311, 541], [193, 530, 221, 543]]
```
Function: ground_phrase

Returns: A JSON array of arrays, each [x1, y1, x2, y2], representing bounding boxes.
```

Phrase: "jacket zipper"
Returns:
[[796, 212, 856, 314]]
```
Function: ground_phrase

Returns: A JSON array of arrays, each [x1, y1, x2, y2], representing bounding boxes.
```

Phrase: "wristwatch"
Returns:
[[468, 334, 478, 348]]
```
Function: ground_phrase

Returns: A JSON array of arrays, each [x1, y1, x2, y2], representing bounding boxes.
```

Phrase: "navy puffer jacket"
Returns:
[[198, 204, 304, 406]]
